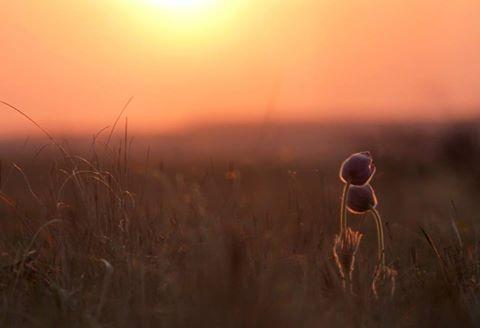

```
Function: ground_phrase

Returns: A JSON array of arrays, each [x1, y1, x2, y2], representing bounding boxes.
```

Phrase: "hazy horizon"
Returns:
[[2, 0, 480, 136]]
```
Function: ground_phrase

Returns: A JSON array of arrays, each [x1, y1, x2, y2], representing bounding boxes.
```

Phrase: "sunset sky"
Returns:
[[1, 0, 479, 136]]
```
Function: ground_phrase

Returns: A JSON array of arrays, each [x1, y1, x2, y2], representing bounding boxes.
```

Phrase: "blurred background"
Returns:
[[1, 0, 479, 137], [2, 2, 480, 325]]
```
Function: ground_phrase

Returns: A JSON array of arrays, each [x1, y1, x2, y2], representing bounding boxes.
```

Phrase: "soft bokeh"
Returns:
[[1, 0, 479, 135]]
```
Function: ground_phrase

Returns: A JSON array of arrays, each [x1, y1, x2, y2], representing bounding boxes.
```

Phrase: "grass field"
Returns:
[[0, 121, 479, 327]]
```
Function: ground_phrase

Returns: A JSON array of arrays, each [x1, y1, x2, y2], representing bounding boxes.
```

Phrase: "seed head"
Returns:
[[346, 184, 378, 214], [340, 151, 376, 186]]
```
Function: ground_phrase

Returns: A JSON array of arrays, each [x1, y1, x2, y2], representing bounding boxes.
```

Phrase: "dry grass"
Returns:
[[0, 117, 480, 327]]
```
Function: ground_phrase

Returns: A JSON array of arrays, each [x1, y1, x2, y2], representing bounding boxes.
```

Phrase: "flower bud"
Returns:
[[340, 151, 375, 185], [346, 184, 377, 214]]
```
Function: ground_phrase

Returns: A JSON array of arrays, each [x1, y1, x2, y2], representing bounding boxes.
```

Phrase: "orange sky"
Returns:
[[1, 0, 479, 136]]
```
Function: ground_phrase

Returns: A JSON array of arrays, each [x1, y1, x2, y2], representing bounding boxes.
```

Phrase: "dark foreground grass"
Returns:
[[0, 123, 480, 327]]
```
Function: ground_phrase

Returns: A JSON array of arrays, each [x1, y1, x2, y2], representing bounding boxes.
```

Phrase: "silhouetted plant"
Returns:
[[339, 151, 375, 235], [333, 152, 375, 293], [335, 152, 397, 298]]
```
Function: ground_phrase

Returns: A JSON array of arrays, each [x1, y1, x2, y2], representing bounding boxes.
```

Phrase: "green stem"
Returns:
[[370, 208, 385, 269], [339, 183, 350, 236]]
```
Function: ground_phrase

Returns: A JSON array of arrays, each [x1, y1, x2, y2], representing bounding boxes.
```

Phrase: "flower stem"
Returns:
[[370, 208, 385, 269], [340, 183, 350, 236]]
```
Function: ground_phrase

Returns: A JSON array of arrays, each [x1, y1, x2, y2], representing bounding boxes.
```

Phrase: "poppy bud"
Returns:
[[346, 184, 377, 214], [340, 152, 376, 185]]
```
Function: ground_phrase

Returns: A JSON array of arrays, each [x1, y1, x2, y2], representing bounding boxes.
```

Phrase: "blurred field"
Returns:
[[1, 121, 480, 327]]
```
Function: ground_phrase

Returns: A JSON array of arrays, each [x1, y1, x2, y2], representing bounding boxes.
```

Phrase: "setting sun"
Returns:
[[121, 0, 243, 47], [147, 0, 216, 12]]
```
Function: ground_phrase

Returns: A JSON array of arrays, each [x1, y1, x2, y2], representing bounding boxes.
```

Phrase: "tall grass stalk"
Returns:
[[371, 208, 385, 269], [340, 183, 350, 237]]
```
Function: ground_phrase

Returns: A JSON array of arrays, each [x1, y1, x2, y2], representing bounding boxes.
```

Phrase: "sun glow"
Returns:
[[138, 0, 226, 27], [122, 0, 245, 46], [148, 0, 216, 12]]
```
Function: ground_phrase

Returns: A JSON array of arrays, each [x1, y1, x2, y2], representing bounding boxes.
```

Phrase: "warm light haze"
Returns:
[[147, 0, 216, 11], [2, 3, 480, 326], [1, 0, 479, 136]]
